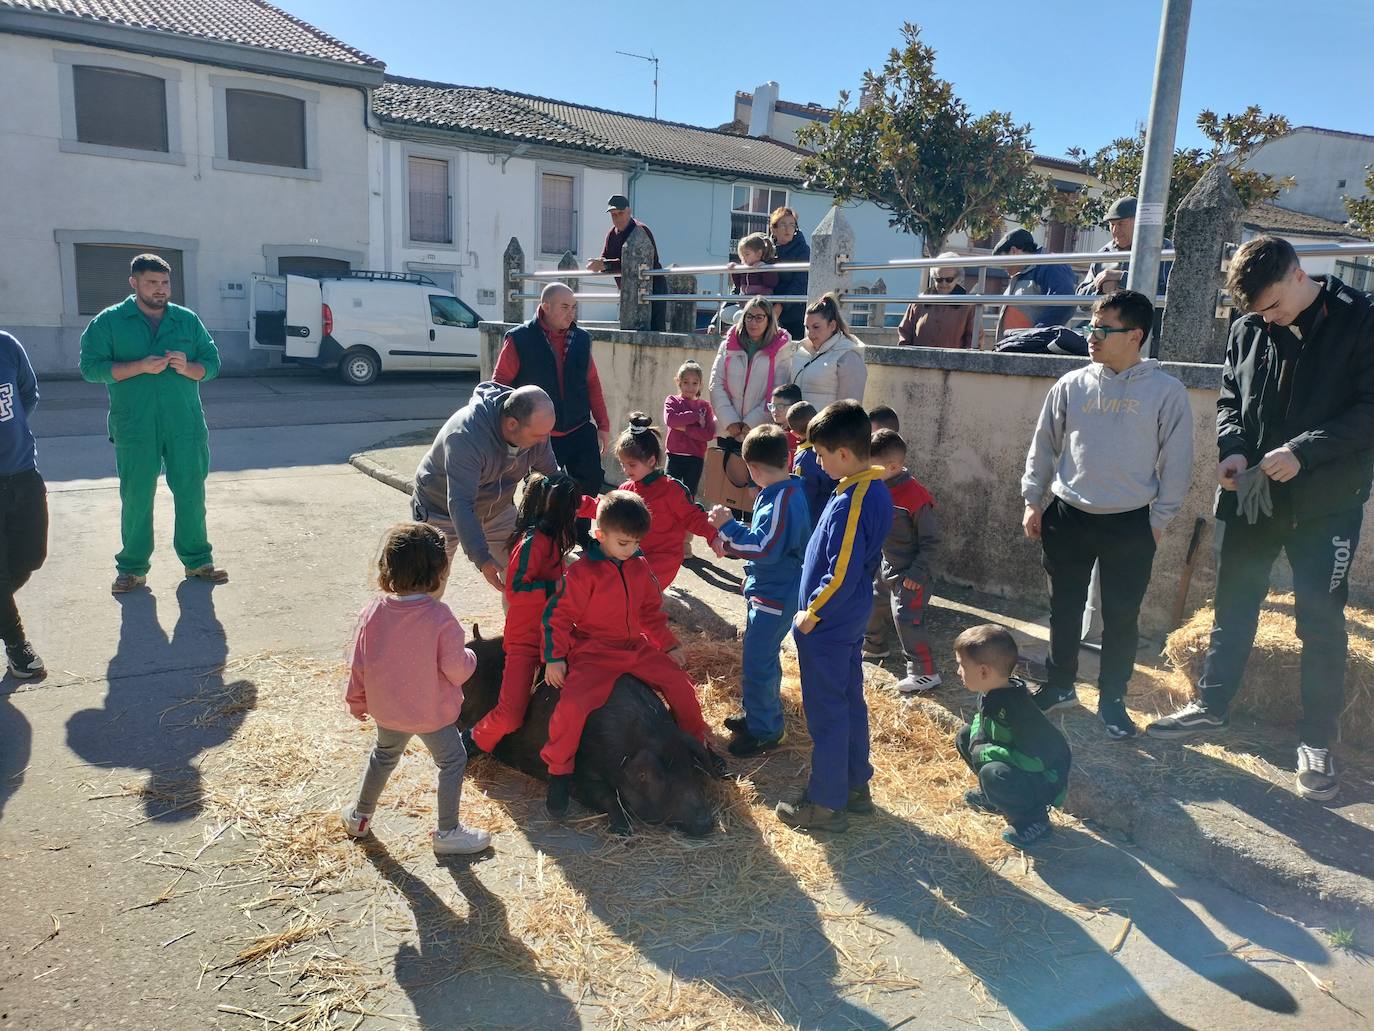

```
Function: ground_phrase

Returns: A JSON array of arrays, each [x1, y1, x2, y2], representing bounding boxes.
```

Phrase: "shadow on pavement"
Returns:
[[360, 838, 580, 1030], [66, 580, 255, 821], [0, 677, 30, 826]]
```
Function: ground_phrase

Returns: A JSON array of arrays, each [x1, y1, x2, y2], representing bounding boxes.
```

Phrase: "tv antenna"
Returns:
[[616, 50, 659, 119]]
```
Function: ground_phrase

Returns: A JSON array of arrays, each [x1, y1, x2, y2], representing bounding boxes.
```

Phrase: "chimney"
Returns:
[[747, 81, 779, 138]]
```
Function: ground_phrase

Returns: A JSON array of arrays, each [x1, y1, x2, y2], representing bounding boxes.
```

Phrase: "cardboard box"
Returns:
[[699, 445, 759, 513]]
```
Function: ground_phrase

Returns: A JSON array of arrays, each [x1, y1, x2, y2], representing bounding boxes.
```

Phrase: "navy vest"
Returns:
[[507, 318, 592, 433]]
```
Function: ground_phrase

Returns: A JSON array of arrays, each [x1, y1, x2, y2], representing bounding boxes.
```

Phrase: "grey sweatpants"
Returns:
[[864, 576, 936, 678], [352, 724, 467, 832]]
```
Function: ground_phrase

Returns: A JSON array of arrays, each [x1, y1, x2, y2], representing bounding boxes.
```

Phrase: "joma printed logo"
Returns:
[[1330, 536, 1353, 593]]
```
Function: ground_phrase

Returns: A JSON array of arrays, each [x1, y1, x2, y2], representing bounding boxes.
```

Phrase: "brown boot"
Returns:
[[185, 564, 229, 584], [111, 573, 147, 594]]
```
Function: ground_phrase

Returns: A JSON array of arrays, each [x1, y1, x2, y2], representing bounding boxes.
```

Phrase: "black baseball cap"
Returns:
[[606, 194, 631, 211], [992, 228, 1038, 255], [1105, 197, 1137, 222]]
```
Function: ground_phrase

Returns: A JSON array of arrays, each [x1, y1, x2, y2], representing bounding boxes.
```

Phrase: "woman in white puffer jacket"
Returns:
[[790, 292, 867, 409], [708, 296, 795, 444]]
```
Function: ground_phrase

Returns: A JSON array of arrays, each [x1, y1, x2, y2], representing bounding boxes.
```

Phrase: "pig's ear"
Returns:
[[680, 730, 711, 773]]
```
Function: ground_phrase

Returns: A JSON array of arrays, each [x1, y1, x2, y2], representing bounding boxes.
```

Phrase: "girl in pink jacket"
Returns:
[[341, 523, 491, 856]]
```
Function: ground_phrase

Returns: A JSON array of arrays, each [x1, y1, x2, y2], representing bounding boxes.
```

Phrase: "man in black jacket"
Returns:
[[1148, 236, 1374, 802]]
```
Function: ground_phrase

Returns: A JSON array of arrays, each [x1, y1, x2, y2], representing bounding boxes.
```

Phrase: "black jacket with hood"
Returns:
[[1215, 275, 1374, 523]]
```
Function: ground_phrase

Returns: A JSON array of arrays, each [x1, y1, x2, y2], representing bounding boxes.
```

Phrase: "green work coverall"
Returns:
[[78, 296, 221, 576]]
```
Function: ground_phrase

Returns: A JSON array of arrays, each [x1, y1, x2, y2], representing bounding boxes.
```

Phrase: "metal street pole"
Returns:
[[1129, 0, 1192, 357]]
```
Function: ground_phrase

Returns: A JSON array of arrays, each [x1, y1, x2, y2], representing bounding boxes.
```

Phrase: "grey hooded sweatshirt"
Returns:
[[413, 381, 558, 569], [1021, 358, 1194, 531]]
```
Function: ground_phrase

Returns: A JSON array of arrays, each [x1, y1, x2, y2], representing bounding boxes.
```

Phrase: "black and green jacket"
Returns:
[[967, 678, 1072, 804]]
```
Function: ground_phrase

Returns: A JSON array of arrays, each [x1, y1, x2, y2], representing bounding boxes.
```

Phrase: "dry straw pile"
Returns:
[[188, 638, 1032, 1029], [1162, 592, 1374, 740]]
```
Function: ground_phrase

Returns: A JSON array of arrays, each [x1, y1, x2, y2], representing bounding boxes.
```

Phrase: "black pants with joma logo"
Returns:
[[1199, 506, 1364, 747]]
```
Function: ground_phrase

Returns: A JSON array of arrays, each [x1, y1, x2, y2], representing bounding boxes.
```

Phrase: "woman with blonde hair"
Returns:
[[709, 295, 795, 443], [791, 292, 867, 408]]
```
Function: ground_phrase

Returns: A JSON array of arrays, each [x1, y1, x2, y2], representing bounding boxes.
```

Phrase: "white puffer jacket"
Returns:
[[709, 327, 795, 430], [791, 331, 867, 409]]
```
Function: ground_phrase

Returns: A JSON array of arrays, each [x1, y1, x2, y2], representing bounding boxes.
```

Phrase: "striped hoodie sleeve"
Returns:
[[542, 564, 590, 663]]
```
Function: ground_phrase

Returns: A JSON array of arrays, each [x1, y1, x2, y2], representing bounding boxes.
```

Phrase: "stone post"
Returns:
[[808, 205, 854, 306], [502, 236, 525, 325], [618, 228, 654, 330], [557, 250, 578, 291], [666, 273, 698, 334], [1160, 164, 1244, 364]]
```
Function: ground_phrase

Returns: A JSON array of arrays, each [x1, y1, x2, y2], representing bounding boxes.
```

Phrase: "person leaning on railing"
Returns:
[[993, 228, 1077, 339], [768, 207, 810, 341], [897, 253, 976, 348]]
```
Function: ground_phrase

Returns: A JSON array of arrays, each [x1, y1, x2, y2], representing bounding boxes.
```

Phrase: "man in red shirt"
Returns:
[[492, 284, 610, 510]]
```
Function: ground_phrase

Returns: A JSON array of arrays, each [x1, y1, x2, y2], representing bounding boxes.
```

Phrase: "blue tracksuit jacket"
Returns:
[[719, 476, 810, 614], [799, 467, 894, 634]]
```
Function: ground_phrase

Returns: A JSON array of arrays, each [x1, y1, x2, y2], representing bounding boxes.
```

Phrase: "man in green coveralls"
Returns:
[[79, 253, 227, 593]]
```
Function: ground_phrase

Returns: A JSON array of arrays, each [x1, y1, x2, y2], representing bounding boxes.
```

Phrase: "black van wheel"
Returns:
[[339, 347, 380, 386]]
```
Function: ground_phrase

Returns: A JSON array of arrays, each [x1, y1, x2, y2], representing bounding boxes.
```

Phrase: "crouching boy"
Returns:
[[953, 624, 1071, 848], [777, 401, 893, 833], [709, 424, 811, 757], [540, 491, 723, 818]]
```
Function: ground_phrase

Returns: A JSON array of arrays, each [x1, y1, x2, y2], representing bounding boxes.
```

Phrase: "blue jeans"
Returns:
[[742, 597, 795, 740]]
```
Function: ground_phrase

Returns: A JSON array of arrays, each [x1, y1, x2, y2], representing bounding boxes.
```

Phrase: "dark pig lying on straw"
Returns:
[[459, 629, 718, 837]]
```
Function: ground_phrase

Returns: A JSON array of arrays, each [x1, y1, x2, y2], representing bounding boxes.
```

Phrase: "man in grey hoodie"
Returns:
[[1021, 290, 1194, 738], [412, 383, 558, 594]]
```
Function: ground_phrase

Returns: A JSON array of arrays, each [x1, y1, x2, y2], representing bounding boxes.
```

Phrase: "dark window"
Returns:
[[226, 89, 306, 168], [277, 256, 350, 277], [429, 295, 478, 328], [409, 157, 452, 243], [74, 244, 184, 315], [73, 66, 168, 152], [540, 173, 576, 254]]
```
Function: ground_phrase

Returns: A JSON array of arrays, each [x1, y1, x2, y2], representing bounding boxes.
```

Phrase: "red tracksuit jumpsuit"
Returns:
[[539, 543, 709, 775], [578, 469, 716, 588], [470, 529, 564, 752]]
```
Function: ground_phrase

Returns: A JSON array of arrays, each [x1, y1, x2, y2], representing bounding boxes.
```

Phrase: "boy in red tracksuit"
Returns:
[[541, 491, 724, 817]]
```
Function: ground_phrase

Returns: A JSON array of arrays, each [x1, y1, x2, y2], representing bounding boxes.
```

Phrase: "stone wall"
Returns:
[[480, 322, 1374, 637]]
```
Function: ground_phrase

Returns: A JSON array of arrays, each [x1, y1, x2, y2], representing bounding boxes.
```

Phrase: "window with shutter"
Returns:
[[540, 174, 576, 255], [225, 89, 306, 168], [73, 66, 168, 152], [408, 157, 452, 244], [74, 245, 184, 315]]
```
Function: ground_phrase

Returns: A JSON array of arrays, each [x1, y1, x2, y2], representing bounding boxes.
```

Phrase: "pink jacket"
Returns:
[[345, 595, 477, 734], [708, 327, 795, 430], [663, 395, 716, 458]]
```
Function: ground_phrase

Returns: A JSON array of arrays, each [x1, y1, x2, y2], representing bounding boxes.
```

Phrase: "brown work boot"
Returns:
[[111, 573, 147, 594], [185, 564, 229, 584], [775, 792, 848, 833]]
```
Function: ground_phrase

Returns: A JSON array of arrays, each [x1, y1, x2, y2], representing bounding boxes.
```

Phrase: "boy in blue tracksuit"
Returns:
[[777, 401, 894, 833], [788, 400, 836, 525], [709, 424, 811, 757]]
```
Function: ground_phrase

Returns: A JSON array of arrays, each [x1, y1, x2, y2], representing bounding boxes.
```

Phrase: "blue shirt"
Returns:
[[719, 476, 810, 613], [792, 443, 837, 526], [799, 467, 894, 633], [0, 332, 39, 475]]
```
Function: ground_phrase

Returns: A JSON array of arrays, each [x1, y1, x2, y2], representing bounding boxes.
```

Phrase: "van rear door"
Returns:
[[283, 275, 323, 359], [425, 291, 481, 371], [249, 274, 286, 351]]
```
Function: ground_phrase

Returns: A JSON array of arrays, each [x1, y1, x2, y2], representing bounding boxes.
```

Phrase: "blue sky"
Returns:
[[289, 0, 1374, 157]]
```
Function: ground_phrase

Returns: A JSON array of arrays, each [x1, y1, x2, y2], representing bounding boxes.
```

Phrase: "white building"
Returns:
[[0, 0, 384, 376], [1244, 126, 1374, 225]]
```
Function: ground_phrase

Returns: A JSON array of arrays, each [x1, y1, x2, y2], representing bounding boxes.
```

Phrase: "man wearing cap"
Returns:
[[993, 228, 1077, 338], [588, 195, 666, 331], [1078, 197, 1173, 303]]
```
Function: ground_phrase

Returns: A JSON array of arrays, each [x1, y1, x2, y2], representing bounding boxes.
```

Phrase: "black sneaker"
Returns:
[[1002, 818, 1053, 848], [1146, 700, 1228, 739], [727, 729, 785, 758], [1295, 744, 1338, 802], [545, 774, 573, 819], [5, 641, 44, 680], [723, 713, 748, 736], [1034, 685, 1079, 713], [460, 728, 484, 759], [964, 789, 998, 814], [846, 784, 875, 815], [1098, 698, 1138, 740]]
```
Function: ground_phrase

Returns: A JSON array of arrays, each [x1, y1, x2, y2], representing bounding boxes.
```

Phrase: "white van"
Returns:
[[248, 270, 483, 385]]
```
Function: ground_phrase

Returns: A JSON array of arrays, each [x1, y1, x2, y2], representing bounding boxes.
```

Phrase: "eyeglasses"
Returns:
[[773, 222, 798, 230], [744, 313, 769, 323], [1086, 324, 1136, 341], [932, 276, 958, 284]]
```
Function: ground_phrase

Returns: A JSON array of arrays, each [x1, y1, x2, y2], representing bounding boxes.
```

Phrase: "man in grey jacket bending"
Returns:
[[1021, 290, 1194, 739], [413, 383, 558, 593]]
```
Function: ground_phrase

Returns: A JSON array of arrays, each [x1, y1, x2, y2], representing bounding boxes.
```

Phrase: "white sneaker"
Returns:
[[432, 823, 492, 855], [897, 673, 942, 694], [340, 806, 371, 838]]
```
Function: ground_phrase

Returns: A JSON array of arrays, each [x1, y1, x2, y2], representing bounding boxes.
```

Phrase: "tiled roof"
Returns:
[[1244, 202, 1365, 240], [1, 0, 383, 66], [375, 77, 808, 184]]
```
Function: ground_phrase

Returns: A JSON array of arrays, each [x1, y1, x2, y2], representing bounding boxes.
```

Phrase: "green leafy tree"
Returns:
[[797, 23, 1053, 256], [1069, 107, 1295, 234], [1344, 166, 1374, 238]]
